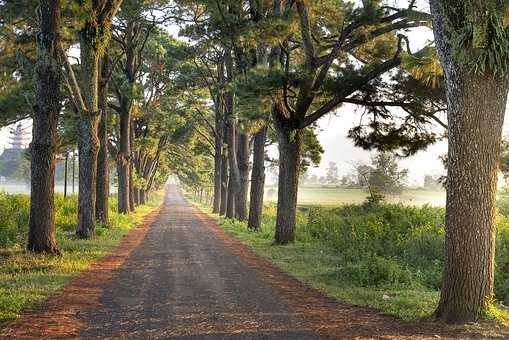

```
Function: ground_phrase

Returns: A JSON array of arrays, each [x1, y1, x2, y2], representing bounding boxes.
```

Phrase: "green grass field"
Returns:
[[264, 186, 446, 206]]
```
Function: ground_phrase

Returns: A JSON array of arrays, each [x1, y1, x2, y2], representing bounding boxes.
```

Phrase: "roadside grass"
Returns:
[[0, 192, 163, 324], [192, 198, 509, 325]]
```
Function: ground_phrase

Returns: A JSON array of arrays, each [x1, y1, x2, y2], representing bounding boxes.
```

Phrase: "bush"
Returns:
[[332, 256, 414, 287], [306, 203, 444, 265], [302, 202, 509, 304]]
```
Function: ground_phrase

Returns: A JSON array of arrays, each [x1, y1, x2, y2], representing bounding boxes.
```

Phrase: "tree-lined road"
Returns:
[[4, 187, 499, 339], [78, 189, 320, 339]]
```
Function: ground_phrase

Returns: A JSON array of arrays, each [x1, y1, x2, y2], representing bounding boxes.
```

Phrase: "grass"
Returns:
[[0, 192, 163, 324], [263, 186, 446, 206]]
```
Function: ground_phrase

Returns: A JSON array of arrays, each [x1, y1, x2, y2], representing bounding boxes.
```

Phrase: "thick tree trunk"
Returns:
[[96, 57, 109, 225], [220, 151, 228, 216], [76, 35, 101, 239], [77, 116, 100, 238], [437, 72, 507, 323], [27, 0, 61, 253], [274, 112, 302, 244], [248, 126, 267, 230], [431, 0, 509, 322], [235, 132, 250, 221], [117, 108, 130, 214]]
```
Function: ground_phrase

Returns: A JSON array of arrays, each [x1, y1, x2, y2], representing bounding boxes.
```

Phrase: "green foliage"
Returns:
[[368, 152, 408, 196], [444, 1, 509, 76]]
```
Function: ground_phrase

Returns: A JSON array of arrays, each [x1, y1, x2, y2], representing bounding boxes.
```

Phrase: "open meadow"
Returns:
[[264, 186, 447, 207]]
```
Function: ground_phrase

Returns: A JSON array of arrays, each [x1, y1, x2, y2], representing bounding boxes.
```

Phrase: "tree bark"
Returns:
[[235, 132, 250, 221], [133, 186, 140, 206], [212, 114, 223, 213], [96, 56, 109, 225], [248, 126, 267, 231], [76, 34, 101, 239], [139, 188, 146, 205], [129, 159, 135, 210], [27, 0, 61, 253], [225, 122, 240, 219], [117, 106, 130, 213], [274, 107, 302, 244], [226, 175, 235, 218], [431, 0, 509, 322], [220, 149, 228, 216], [224, 49, 240, 219]]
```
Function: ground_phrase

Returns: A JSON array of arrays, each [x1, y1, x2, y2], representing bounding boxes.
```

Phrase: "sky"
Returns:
[[0, 1, 507, 187]]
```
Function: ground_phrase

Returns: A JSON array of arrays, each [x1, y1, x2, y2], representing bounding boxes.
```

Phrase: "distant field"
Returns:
[[264, 186, 447, 207]]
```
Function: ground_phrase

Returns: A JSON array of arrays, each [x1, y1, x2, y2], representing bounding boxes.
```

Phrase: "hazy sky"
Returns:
[[0, 1, 507, 186]]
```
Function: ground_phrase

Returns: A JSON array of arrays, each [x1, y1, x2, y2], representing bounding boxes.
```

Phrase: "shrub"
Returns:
[[306, 203, 444, 265], [303, 202, 509, 304], [335, 256, 414, 287]]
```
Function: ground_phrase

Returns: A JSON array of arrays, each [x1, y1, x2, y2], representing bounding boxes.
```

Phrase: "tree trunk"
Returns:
[[431, 0, 509, 322], [248, 126, 267, 230], [226, 176, 235, 218], [235, 132, 250, 221], [139, 188, 146, 205], [64, 153, 68, 198], [76, 33, 101, 238], [225, 119, 240, 219], [96, 57, 109, 225], [437, 72, 507, 323], [274, 112, 302, 244], [212, 116, 223, 213], [117, 108, 130, 214], [129, 156, 135, 211], [72, 152, 76, 194], [27, 0, 61, 253], [224, 49, 239, 219], [220, 151, 228, 216], [133, 186, 140, 205]]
